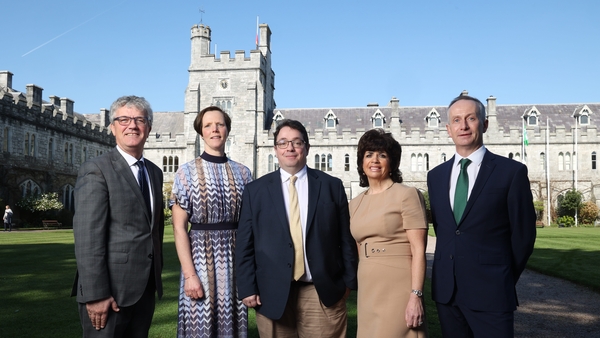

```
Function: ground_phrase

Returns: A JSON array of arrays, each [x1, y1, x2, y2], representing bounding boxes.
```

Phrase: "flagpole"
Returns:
[[574, 109, 579, 227], [546, 117, 551, 227]]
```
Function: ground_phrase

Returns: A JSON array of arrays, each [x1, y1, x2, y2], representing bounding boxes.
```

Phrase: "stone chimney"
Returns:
[[26, 84, 43, 108], [49, 95, 61, 107], [0, 71, 13, 89], [60, 97, 74, 115], [460, 90, 469, 96], [486, 95, 497, 133]]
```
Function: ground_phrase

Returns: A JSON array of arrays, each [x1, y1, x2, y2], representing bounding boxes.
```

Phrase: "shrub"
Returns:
[[556, 215, 575, 227], [557, 189, 582, 218], [579, 201, 599, 226], [16, 193, 64, 228]]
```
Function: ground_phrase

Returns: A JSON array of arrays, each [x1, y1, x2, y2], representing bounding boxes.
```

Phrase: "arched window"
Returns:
[[592, 151, 597, 170], [540, 152, 545, 171], [268, 154, 274, 172], [441, 153, 446, 162], [528, 113, 538, 126], [558, 152, 564, 171], [20, 179, 42, 197], [174, 156, 179, 172], [372, 111, 385, 128], [411, 154, 417, 172], [565, 152, 571, 171], [515, 153, 521, 162], [63, 184, 75, 212], [314, 154, 320, 170], [48, 138, 54, 160], [417, 154, 423, 171], [30, 134, 36, 157], [424, 154, 430, 171], [168, 156, 174, 172], [508, 152, 513, 159], [344, 154, 350, 172], [24, 133, 30, 155], [162, 156, 168, 172], [321, 154, 326, 171], [324, 112, 337, 129], [327, 154, 333, 171]]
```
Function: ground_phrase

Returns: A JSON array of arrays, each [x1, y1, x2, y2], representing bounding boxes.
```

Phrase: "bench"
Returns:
[[42, 220, 62, 230]]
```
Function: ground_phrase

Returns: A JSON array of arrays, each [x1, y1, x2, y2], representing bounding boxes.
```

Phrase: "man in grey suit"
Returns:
[[72, 95, 164, 338]]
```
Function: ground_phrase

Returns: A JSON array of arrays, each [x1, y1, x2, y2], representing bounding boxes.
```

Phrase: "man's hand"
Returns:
[[242, 294, 261, 308], [86, 296, 120, 330]]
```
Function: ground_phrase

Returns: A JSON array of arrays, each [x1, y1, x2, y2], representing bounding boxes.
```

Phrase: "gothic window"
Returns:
[[411, 154, 417, 172], [163, 156, 168, 172], [508, 152, 513, 159], [30, 134, 36, 157], [225, 139, 232, 154], [558, 152, 564, 171], [24, 133, 30, 156], [540, 152, 545, 171], [441, 153, 446, 162], [314, 154, 320, 170], [579, 109, 590, 125], [515, 153, 521, 162], [424, 154, 430, 171], [2, 127, 9, 152], [213, 98, 233, 115], [565, 152, 571, 171], [272, 111, 284, 131], [49, 138, 54, 160], [63, 184, 75, 212], [372, 111, 385, 128], [327, 154, 333, 171], [592, 151, 597, 170], [168, 156, 174, 172], [174, 156, 179, 172], [64, 143, 69, 163], [81, 146, 87, 163], [20, 179, 41, 197], [324, 111, 338, 129], [268, 154, 274, 172], [344, 154, 350, 172], [417, 154, 423, 171], [321, 154, 327, 171]]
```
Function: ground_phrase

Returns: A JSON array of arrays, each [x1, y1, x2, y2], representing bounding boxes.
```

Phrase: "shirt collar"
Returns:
[[453, 145, 486, 167], [116, 145, 145, 166], [280, 166, 308, 183]]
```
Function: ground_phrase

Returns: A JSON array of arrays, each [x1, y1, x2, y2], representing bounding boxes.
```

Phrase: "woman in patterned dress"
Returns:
[[171, 106, 252, 337]]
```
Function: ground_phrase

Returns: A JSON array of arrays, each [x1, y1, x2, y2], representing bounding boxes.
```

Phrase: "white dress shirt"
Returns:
[[449, 146, 487, 211]]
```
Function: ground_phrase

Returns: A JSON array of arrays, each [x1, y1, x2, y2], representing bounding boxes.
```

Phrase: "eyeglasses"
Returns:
[[113, 116, 150, 126], [276, 139, 306, 149]]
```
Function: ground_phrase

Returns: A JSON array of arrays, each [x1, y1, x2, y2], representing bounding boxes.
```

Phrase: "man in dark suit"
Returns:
[[72, 95, 164, 338], [427, 94, 536, 338], [236, 119, 358, 338]]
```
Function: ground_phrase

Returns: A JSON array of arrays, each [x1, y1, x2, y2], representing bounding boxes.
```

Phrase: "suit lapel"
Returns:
[[110, 149, 152, 225], [437, 156, 455, 220], [266, 171, 289, 227], [305, 168, 321, 233], [460, 150, 496, 226]]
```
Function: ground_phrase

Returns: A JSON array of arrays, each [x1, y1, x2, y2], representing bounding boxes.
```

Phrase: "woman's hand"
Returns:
[[405, 293, 425, 329], [184, 275, 204, 299]]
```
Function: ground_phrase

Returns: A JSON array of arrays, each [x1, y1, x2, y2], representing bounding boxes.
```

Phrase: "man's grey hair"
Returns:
[[447, 95, 486, 123], [109, 95, 153, 127]]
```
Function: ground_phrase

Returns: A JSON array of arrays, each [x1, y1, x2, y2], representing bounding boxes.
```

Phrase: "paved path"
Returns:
[[426, 236, 600, 337]]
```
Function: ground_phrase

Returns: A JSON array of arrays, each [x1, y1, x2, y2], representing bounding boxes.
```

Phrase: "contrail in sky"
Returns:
[[22, 4, 121, 57]]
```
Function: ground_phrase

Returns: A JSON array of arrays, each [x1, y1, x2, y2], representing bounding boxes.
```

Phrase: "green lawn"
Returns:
[[17, 226, 600, 336]]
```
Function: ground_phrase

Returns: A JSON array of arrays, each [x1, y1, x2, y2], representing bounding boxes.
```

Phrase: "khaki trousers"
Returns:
[[256, 282, 347, 338]]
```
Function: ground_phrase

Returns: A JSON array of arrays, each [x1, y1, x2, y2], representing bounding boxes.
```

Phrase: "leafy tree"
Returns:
[[16, 193, 64, 228], [579, 201, 599, 225], [533, 200, 544, 221], [557, 189, 582, 218]]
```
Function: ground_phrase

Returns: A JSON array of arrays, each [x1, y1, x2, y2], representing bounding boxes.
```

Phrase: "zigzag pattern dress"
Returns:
[[170, 152, 252, 338]]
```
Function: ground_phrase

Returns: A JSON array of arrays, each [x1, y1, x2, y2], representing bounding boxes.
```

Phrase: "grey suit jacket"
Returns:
[[71, 148, 164, 307]]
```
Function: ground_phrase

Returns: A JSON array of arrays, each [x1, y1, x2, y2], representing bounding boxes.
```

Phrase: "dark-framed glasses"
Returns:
[[113, 116, 149, 126], [276, 139, 305, 149]]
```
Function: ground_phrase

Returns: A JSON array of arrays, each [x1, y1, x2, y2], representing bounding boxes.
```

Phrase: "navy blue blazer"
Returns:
[[427, 150, 536, 312], [235, 167, 358, 320]]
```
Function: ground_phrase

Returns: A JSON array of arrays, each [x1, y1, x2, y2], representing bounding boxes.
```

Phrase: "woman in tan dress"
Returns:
[[349, 129, 428, 337]]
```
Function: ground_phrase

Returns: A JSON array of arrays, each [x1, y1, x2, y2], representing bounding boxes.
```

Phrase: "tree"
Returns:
[[16, 193, 64, 228], [557, 189, 582, 218]]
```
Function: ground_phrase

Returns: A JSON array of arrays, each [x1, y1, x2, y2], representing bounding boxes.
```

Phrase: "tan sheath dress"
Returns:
[[349, 183, 428, 338]]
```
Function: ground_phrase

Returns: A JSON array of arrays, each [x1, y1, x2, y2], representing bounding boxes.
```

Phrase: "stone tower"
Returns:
[[184, 23, 275, 176]]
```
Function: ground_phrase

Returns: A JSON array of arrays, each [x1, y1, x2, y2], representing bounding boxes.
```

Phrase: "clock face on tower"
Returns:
[[220, 79, 228, 89]]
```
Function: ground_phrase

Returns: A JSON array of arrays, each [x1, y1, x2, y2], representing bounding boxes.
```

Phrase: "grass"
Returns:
[[526, 226, 600, 292], [0, 227, 454, 337]]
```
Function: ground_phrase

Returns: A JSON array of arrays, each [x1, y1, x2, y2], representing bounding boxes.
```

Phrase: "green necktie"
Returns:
[[453, 158, 471, 224]]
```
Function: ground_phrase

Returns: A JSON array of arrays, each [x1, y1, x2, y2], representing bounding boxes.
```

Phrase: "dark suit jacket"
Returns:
[[427, 150, 536, 312], [71, 148, 164, 307], [235, 167, 358, 320]]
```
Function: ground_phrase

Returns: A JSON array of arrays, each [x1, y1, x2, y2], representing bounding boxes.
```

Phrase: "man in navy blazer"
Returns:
[[236, 119, 358, 338], [427, 95, 536, 337]]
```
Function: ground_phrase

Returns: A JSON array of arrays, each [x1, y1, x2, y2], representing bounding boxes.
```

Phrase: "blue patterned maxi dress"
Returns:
[[170, 152, 252, 338]]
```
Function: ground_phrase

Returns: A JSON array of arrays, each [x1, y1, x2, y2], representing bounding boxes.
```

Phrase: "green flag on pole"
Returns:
[[523, 120, 529, 146]]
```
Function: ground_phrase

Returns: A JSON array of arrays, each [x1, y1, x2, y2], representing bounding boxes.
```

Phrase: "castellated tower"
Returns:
[[183, 23, 275, 175]]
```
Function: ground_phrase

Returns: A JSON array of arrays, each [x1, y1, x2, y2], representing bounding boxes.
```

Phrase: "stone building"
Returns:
[[141, 22, 598, 225], [2, 22, 597, 226], [0, 71, 115, 223]]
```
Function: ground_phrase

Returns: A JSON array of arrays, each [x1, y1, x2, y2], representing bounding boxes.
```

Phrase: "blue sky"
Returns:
[[3, 0, 598, 114]]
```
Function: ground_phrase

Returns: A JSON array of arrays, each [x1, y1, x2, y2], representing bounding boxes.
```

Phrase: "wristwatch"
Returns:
[[411, 289, 423, 297]]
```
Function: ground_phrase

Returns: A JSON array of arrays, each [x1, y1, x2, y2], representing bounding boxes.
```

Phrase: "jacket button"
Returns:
[[450, 255, 454, 260], [289, 243, 293, 248], [287, 263, 291, 268], [148, 254, 153, 259], [455, 230, 460, 235]]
